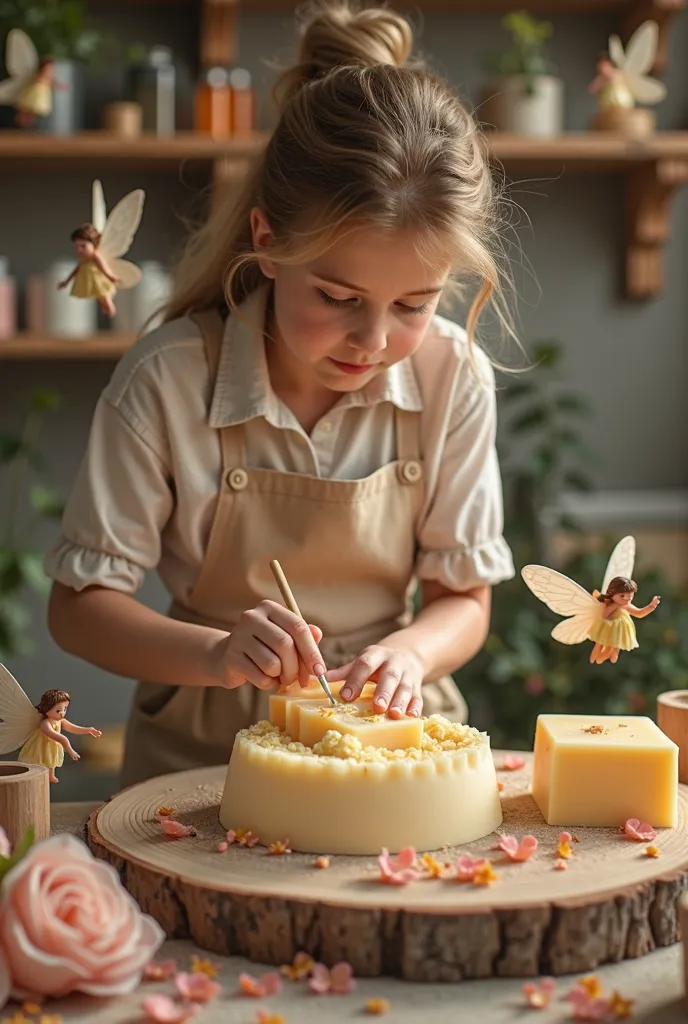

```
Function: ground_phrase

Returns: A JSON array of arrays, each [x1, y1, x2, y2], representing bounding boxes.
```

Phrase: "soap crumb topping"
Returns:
[[239, 716, 485, 763], [583, 725, 608, 735]]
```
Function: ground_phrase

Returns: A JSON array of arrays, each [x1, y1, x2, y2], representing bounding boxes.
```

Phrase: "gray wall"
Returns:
[[0, 6, 686, 798]]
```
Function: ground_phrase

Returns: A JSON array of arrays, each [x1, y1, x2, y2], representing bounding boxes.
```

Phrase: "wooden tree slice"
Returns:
[[86, 753, 688, 982]]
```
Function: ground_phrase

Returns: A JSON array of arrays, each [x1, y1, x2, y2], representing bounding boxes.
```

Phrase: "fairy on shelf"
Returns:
[[0, 664, 101, 783], [589, 21, 667, 137], [522, 536, 661, 666], [58, 180, 145, 318], [0, 29, 68, 128]]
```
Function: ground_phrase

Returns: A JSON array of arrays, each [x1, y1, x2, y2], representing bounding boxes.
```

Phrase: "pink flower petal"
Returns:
[[0, 946, 10, 1011], [378, 848, 421, 885], [624, 817, 657, 842], [522, 977, 556, 1009], [308, 963, 332, 994], [500, 754, 526, 770], [175, 972, 221, 1003], [565, 987, 611, 1021], [260, 972, 282, 996], [0, 827, 11, 860], [160, 819, 196, 838], [454, 855, 487, 882], [142, 994, 199, 1023], [143, 959, 177, 982], [499, 834, 538, 862], [226, 830, 237, 844], [329, 962, 356, 994], [216, 842, 229, 853]]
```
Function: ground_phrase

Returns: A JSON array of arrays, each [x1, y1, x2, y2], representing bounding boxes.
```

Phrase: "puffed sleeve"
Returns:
[[43, 394, 174, 594], [415, 352, 514, 591]]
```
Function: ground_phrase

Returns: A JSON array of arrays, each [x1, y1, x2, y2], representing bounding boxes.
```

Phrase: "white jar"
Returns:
[[44, 259, 97, 339], [483, 74, 564, 138], [114, 261, 172, 335]]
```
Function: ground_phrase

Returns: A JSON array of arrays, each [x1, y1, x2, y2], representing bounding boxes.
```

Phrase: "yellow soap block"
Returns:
[[532, 714, 678, 828], [269, 679, 375, 730], [298, 699, 424, 751]]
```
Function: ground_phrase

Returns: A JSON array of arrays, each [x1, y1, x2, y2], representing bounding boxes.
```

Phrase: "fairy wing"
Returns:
[[98, 189, 145, 261], [109, 258, 141, 289], [623, 21, 658, 77], [551, 613, 598, 645], [0, 664, 40, 753], [522, 565, 597, 617], [601, 535, 636, 595], [608, 34, 626, 69], [92, 179, 107, 234], [0, 29, 38, 103], [625, 74, 667, 105]]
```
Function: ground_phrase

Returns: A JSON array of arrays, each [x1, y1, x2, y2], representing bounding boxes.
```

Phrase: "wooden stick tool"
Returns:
[[269, 559, 336, 706]]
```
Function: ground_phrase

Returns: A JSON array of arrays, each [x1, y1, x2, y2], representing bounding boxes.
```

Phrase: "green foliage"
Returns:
[[0, 388, 64, 659], [456, 343, 688, 749], [482, 10, 558, 94], [0, 0, 108, 64], [0, 825, 35, 886]]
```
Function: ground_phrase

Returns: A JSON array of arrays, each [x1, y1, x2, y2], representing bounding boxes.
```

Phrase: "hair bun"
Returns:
[[276, 1, 414, 108]]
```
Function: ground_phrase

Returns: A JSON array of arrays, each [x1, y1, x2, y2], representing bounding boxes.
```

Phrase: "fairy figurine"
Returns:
[[522, 536, 661, 666], [0, 29, 68, 127], [58, 180, 145, 318], [589, 21, 666, 135], [0, 664, 101, 783]]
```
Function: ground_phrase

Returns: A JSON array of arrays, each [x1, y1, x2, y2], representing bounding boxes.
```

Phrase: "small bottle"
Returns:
[[0, 256, 17, 340], [229, 68, 256, 137], [128, 46, 176, 136], [195, 66, 232, 137]]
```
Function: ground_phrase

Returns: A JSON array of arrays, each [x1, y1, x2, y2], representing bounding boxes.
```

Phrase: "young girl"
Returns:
[[589, 577, 661, 665], [58, 223, 122, 318], [45, 0, 515, 787], [17, 689, 102, 783]]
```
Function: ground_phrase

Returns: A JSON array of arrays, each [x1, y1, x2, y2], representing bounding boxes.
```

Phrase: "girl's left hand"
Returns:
[[326, 646, 425, 718], [89, 728, 102, 738]]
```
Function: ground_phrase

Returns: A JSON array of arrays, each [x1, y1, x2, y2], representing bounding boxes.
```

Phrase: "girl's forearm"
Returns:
[[48, 582, 225, 688], [379, 583, 491, 681]]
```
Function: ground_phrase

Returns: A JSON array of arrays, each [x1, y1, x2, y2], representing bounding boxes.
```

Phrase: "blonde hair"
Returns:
[[165, 0, 512, 361]]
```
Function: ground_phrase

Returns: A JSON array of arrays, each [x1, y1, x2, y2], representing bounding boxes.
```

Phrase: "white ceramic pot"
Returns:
[[483, 74, 564, 138], [44, 260, 97, 338]]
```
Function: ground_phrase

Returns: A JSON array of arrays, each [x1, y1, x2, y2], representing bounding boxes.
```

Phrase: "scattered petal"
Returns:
[[39, 1017, 62, 1024], [609, 991, 634, 1018], [21, 1005, 42, 1016], [141, 995, 199, 1023], [144, 959, 178, 981], [255, 1012, 288, 1024], [497, 834, 538, 862], [216, 841, 229, 853], [308, 961, 356, 995], [269, 839, 291, 855], [522, 978, 556, 1009], [175, 972, 221, 1003], [500, 754, 526, 770], [191, 955, 220, 978], [557, 831, 573, 859], [578, 976, 603, 999], [454, 854, 488, 882], [645, 844, 660, 858], [554, 859, 568, 871], [624, 818, 657, 842], [160, 819, 196, 838], [378, 847, 421, 885], [473, 863, 498, 886], [226, 830, 237, 844], [419, 853, 445, 878], [314, 856, 330, 869], [281, 952, 314, 981], [497, 780, 505, 792], [365, 997, 391, 1014], [238, 972, 283, 998], [0, 827, 11, 858], [156, 806, 175, 817], [234, 827, 260, 848]]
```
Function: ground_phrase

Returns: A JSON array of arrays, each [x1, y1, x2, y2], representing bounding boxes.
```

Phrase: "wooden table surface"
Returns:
[[33, 802, 686, 1022]]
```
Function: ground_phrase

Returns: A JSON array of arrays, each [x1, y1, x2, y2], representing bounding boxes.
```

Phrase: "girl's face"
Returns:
[[74, 238, 95, 258], [612, 591, 633, 607], [46, 701, 69, 721], [252, 211, 451, 394]]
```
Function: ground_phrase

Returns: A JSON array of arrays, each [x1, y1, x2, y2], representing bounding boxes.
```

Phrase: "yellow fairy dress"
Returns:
[[18, 719, 64, 769], [588, 608, 638, 651], [71, 259, 115, 300], [598, 78, 634, 111], [16, 79, 53, 117]]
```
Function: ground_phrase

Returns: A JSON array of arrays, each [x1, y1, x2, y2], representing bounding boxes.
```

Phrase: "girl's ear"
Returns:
[[250, 207, 276, 280]]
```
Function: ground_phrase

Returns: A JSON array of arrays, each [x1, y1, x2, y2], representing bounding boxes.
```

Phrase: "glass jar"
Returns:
[[128, 46, 176, 136], [195, 66, 232, 137]]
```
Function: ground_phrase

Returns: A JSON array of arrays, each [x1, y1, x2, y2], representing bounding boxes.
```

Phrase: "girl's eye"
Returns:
[[398, 302, 430, 315], [317, 289, 354, 308]]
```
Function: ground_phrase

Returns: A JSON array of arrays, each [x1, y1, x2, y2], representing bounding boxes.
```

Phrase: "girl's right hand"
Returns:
[[209, 600, 325, 692], [68, 748, 80, 761]]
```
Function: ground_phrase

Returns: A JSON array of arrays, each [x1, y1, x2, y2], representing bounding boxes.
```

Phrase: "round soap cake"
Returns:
[[219, 702, 503, 855]]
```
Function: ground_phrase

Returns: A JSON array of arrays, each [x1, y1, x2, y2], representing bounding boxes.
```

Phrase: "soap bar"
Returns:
[[269, 680, 375, 730], [298, 699, 424, 750], [532, 714, 678, 828]]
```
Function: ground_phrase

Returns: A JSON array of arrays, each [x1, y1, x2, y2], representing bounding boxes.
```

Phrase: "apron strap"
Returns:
[[394, 406, 422, 462], [191, 307, 247, 468]]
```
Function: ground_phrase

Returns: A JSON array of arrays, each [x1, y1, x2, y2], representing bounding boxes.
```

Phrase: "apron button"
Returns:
[[226, 468, 249, 491], [399, 459, 422, 484]]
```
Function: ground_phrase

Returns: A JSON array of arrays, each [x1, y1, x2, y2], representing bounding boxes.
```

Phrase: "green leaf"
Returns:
[[29, 484, 64, 520], [30, 387, 62, 414], [17, 551, 51, 596], [556, 392, 590, 416], [510, 407, 549, 434], [0, 825, 34, 885]]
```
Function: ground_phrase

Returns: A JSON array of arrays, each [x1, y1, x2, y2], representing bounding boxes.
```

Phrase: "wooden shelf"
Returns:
[[246, 0, 681, 11], [0, 131, 264, 165], [489, 131, 688, 169], [0, 333, 135, 359]]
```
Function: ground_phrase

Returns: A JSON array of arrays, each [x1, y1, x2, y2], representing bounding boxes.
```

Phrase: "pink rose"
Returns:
[[0, 834, 164, 999], [0, 947, 9, 1010]]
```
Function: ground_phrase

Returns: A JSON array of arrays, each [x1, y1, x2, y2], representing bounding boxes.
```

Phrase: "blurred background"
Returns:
[[0, 0, 687, 801]]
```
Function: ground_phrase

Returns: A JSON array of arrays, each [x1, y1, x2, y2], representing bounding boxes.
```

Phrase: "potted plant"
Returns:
[[0, 0, 108, 134], [480, 11, 564, 138]]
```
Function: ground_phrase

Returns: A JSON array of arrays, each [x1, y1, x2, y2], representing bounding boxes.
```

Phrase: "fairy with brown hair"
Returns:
[[0, 667, 101, 783], [522, 536, 660, 666]]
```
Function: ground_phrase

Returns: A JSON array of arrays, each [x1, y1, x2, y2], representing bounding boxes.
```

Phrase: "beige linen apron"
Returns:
[[121, 309, 466, 787]]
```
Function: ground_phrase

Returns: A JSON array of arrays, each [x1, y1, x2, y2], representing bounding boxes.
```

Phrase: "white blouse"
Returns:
[[44, 287, 514, 604]]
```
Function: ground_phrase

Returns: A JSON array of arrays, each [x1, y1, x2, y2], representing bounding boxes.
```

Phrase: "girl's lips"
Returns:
[[329, 357, 377, 375]]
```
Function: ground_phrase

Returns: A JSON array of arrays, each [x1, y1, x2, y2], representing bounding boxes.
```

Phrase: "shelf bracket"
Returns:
[[625, 157, 688, 299], [622, 0, 685, 73], [201, 0, 239, 68]]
